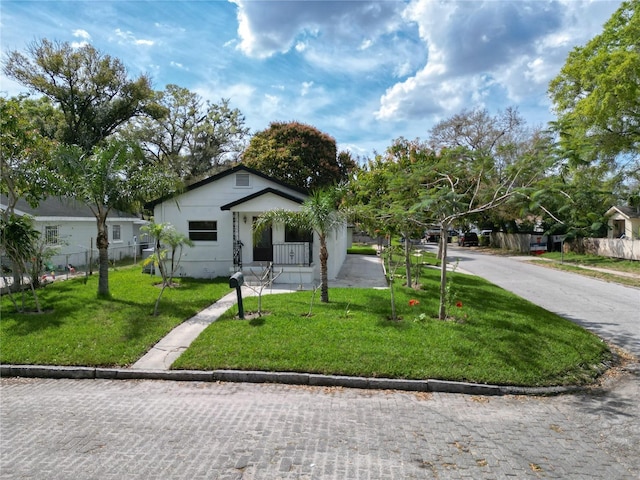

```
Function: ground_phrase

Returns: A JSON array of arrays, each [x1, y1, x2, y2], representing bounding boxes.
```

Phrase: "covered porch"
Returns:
[[221, 190, 317, 285]]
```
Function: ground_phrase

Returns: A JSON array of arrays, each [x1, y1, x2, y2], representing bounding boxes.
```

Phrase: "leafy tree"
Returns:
[[124, 85, 249, 182], [3, 39, 158, 154], [254, 187, 346, 303], [0, 214, 46, 312], [4, 39, 174, 298], [525, 162, 620, 239], [350, 109, 553, 320], [55, 140, 178, 298], [348, 137, 430, 288], [0, 95, 60, 215], [421, 109, 556, 318], [241, 121, 356, 189], [548, 0, 639, 169], [141, 222, 193, 315], [546, 1, 639, 237]]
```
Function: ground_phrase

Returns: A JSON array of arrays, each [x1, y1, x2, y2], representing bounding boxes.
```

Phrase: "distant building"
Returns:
[[606, 206, 640, 239], [1, 196, 147, 270]]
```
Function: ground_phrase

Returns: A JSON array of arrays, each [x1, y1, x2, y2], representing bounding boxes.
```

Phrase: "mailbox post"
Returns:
[[229, 272, 245, 319]]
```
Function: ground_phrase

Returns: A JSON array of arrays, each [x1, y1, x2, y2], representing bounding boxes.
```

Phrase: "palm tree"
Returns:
[[141, 222, 193, 315], [56, 140, 178, 298], [254, 187, 345, 303]]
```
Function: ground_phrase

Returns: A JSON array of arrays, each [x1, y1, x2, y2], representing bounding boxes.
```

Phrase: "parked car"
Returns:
[[424, 229, 459, 243], [458, 232, 479, 247]]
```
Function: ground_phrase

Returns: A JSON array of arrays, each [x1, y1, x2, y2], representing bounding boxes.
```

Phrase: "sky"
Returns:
[[0, 0, 624, 159]]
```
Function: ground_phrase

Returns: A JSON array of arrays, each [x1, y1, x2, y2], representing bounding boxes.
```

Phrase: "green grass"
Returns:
[[347, 244, 378, 255], [174, 268, 610, 387], [536, 252, 640, 288], [1, 262, 612, 387], [540, 252, 640, 274], [0, 266, 232, 367]]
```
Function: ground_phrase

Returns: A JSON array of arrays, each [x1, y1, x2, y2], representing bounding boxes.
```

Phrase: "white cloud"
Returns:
[[73, 29, 91, 39], [230, 0, 415, 77], [301, 81, 314, 96], [170, 61, 188, 71], [114, 28, 154, 47], [376, 0, 622, 122]]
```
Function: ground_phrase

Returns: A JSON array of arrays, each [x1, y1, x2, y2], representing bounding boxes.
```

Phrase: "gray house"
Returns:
[[1, 196, 147, 271]]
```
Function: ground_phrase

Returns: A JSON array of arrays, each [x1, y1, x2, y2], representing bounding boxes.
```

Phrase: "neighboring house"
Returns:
[[146, 165, 348, 284], [606, 206, 640, 239], [0, 196, 147, 271]]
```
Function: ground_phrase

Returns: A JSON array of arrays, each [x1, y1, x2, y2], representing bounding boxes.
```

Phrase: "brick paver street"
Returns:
[[2, 365, 638, 480]]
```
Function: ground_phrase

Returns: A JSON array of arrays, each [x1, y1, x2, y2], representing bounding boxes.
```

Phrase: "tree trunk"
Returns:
[[387, 236, 397, 321], [404, 232, 412, 288], [96, 217, 110, 298], [438, 224, 449, 320], [319, 234, 329, 303]]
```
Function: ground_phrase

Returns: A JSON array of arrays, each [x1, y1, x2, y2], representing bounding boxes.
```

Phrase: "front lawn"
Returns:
[[174, 268, 611, 387], [1, 264, 612, 387], [0, 266, 231, 366]]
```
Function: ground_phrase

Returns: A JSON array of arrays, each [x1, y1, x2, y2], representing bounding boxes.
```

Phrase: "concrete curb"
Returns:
[[0, 364, 585, 397]]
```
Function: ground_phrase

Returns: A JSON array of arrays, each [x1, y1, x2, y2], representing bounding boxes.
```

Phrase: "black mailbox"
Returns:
[[229, 272, 245, 319], [229, 272, 244, 288]]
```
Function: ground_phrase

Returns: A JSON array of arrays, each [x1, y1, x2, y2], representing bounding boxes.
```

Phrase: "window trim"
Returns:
[[44, 225, 59, 245], [111, 224, 122, 242], [188, 220, 218, 242], [235, 173, 251, 188]]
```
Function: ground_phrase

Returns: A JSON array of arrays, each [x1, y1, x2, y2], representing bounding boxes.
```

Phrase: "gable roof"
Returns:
[[1, 196, 140, 220], [606, 206, 640, 219], [146, 164, 309, 209], [221, 187, 305, 211]]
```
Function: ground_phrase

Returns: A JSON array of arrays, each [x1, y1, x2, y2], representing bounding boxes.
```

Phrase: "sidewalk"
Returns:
[[519, 256, 640, 279]]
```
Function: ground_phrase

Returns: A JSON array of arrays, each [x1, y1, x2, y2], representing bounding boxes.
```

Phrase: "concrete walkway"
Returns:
[[131, 286, 293, 370], [131, 254, 387, 370]]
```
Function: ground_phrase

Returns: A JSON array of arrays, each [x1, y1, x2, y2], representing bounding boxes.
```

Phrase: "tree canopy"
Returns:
[[548, 0, 639, 169], [241, 121, 356, 190], [123, 85, 249, 183], [3, 39, 158, 153], [0, 95, 60, 214]]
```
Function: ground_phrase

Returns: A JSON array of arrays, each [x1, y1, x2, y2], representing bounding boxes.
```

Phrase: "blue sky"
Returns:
[[0, 0, 623, 158]]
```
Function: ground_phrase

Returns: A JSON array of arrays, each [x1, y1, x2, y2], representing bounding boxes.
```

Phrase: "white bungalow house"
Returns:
[[0, 196, 147, 271], [606, 206, 640, 239], [146, 165, 348, 284]]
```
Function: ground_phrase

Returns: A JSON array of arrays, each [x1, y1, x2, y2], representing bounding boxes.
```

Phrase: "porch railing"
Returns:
[[273, 242, 312, 266]]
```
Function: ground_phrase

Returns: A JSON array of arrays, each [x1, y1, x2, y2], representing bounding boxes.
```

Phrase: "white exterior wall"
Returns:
[[325, 222, 348, 280], [153, 171, 307, 279], [607, 211, 640, 240], [33, 217, 143, 270]]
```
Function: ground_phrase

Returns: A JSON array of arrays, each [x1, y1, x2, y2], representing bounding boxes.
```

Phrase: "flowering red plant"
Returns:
[[409, 299, 420, 306], [456, 301, 463, 308]]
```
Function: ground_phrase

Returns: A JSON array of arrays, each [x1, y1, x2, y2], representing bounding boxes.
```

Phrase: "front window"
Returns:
[[112, 224, 121, 241], [189, 221, 217, 241], [45, 225, 59, 245]]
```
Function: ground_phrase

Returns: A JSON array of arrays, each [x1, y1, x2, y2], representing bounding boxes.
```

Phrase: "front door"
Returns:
[[253, 217, 273, 262]]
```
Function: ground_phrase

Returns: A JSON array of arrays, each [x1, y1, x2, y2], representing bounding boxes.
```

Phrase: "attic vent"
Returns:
[[236, 173, 250, 187]]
